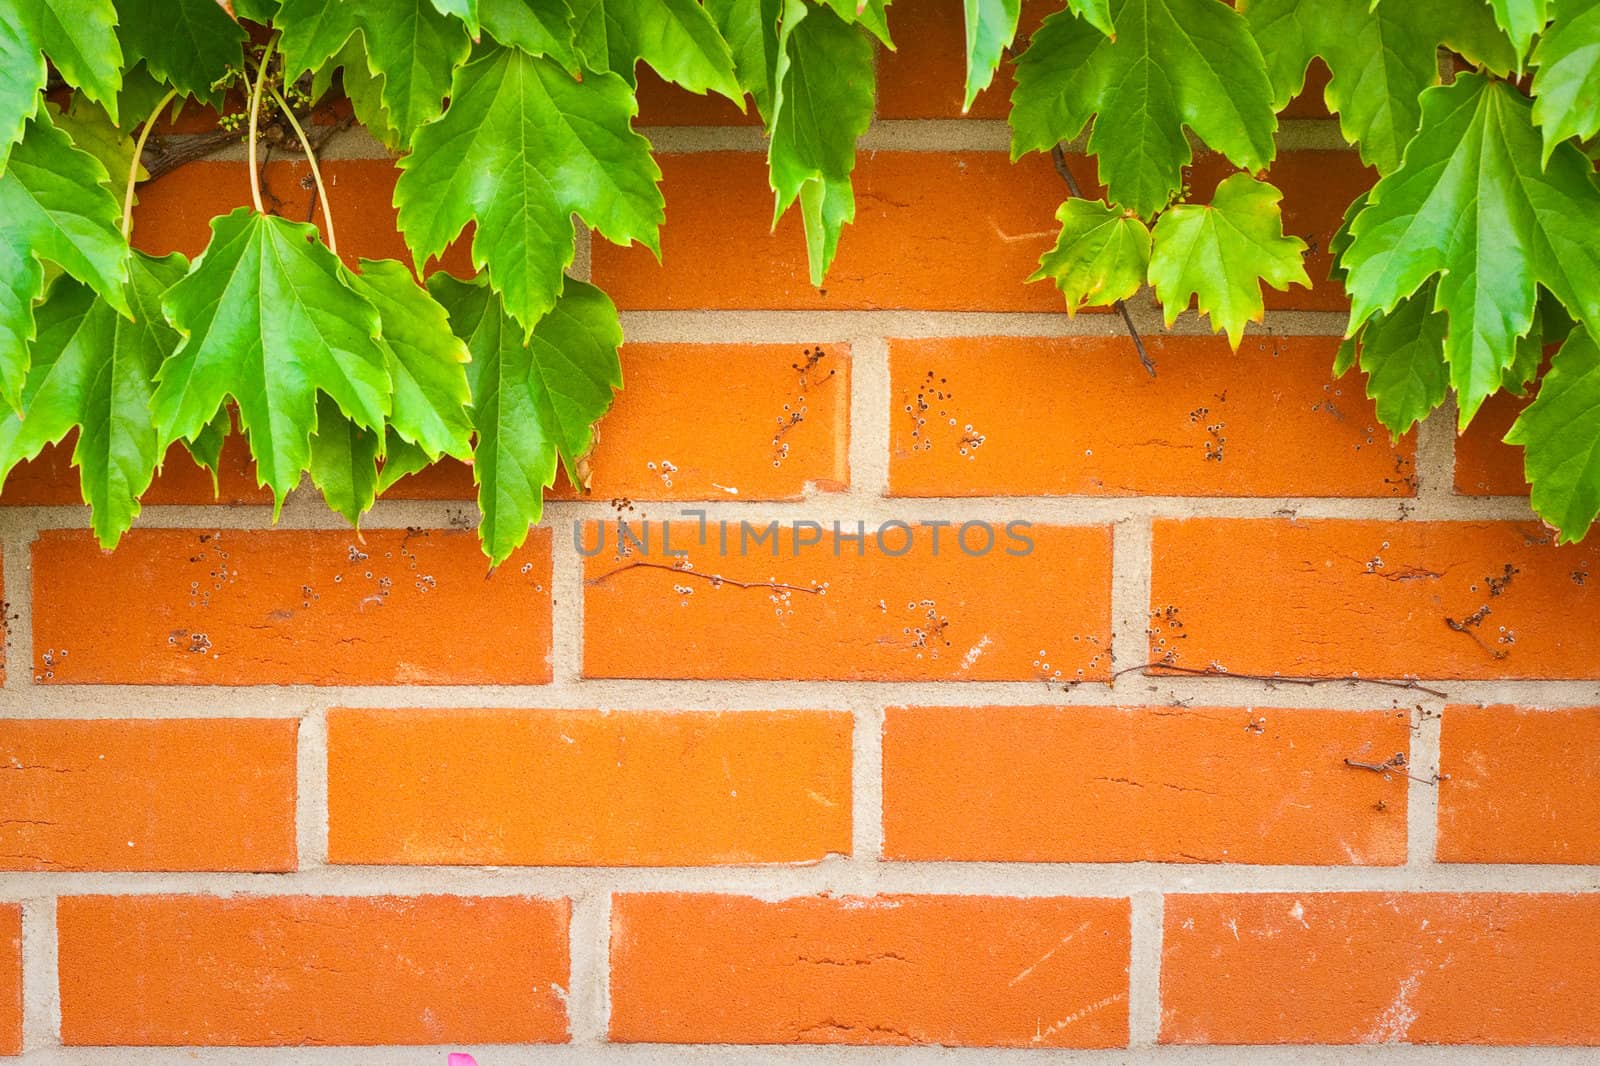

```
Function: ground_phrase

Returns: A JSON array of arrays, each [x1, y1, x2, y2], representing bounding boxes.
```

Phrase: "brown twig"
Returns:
[[1102, 661, 1450, 699], [585, 559, 822, 596], [1344, 755, 1440, 786], [1050, 143, 1156, 378]]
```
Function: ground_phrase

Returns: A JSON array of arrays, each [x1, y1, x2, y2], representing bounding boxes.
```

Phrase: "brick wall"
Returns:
[[3, 2, 1600, 1061]]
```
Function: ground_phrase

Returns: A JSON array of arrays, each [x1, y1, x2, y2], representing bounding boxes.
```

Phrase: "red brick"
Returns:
[[889, 335, 1414, 497], [1163, 893, 1600, 1044], [610, 893, 1130, 1047], [0, 905, 16, 1056], [1150, 519, 1600, 679], [875, 0, 1049, 119], [0, 433, 269, 508], [1455, 389, 1531, 496], [57, 894, 570, 1045], [1438, 705, 1600, 863], [0, 718, 296, 871], [31, 528, 552, 685], [883, 705, 1408, 864], [327, 708, 852, 865], [582, 521, 1111, 681]]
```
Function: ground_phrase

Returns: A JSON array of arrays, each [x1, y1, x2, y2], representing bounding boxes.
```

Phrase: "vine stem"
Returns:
[[122, 88, 179, 240], [247, 35, 279, 215], [267, 84, 338, 255]]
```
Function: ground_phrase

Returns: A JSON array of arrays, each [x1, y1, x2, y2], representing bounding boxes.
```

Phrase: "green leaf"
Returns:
[[430, 273, 622, 565], [1010, 0, 1276, 216], [0, 252, 184, 546], [1065, 0, 1113, 35], [1148, 174, 1310, 348], [1242, 0, 1516, 174], [431, 0, 481, 36], [114, 0, 246, 100], [1506, 325, 1600, 541], [310, 36, 402, 150], [1531, 0, 1600, 163], [821, 0, 892, 45], [279, 0, 472, 143], [568, 0, 742, 99], [963, 0, 1020, 111], [1334, 336, 1358, 376], [0, 0, 125, 171], [1341, 74, 1600, 428], [1355, 281, 1451, 435], [1489, 0, 1549, 66], [52, 97, 142, 194], [376, 431, 432, 493], [0, 104, 130, 413], [770, 0, 874, 285], [309, 392, 382, 526], [706, 0, 781, 115], [396, 45, 662, 335], [184, 404, 231, 493], [350, 260, 473, 461], [479, 0, 579, 69], [153, 208, 391, 514], [1029, 197, 1150, 314]]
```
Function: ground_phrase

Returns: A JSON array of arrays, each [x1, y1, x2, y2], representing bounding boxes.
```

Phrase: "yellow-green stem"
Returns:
[[267, 84, 338, 256], [247, 35, 279, 215], [122, 88, 179, 240]]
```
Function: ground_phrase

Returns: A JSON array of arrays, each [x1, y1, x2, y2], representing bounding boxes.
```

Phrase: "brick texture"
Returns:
[[0, 905, 16, 1057]]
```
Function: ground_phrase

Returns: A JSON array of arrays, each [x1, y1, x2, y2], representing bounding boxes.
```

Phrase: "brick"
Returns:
[[32, 527, 552, 685], [889, 335, 1414, 497], [0, 719, 296, 871], [327, 708, 852, 865], [1150, 519, 1600, 679], [582, 521, 1111, 681], [0, 433, 269, 508], [1438, 705, 1600, 864], [875, 0, 1049, 120], [635, 68, 756, 126], [133, 161, 473, 275], [610, 893, 1130, 1047], [592, 151, 1069, 311], [883, 705, 1408, 865], [0, 905, 16, 1056], [57, 894, 570, 1045], [1455, 389, 1531, 496], [1162, 892, 1600, 1045]]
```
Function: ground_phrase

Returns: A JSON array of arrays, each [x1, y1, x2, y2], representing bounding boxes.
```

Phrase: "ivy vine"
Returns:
[[1, 0, 1598, 563]]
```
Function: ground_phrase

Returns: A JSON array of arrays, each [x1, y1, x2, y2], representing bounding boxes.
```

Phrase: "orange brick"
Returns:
[[1150, 519, 1600, 679], [889, 335, 1414, 497], [0, 905, 16, 1056], [328, 708, 852, 865], [610, 893, 1130, 1047], [883, 705, 1408, 864], [592, 151, 1069, 311], [582, 521, 1111, 681], [0, 433, 269, 508], [133, 161, 474, 275], [57, 894, 570, 1045], [32, 528, 552, 685], [0, 719, 296, 871], [1455, 389, 1531, 496], [635, 67, 756, 126], [876, 0, 1049, 120], [1162, 893, 1600, 1044], [1438, 705, 1600, 863]]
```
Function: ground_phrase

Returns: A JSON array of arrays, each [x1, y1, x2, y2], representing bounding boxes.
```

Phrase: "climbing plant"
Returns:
[[0, 0, 1598, 563]]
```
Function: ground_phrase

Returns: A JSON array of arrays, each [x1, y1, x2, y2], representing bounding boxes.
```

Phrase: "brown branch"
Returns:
[[1050, 143, 1156, 378], [584, 559, 822, 596], [1102, 661, 1450, 699], [1344, 755, 1439, 786]]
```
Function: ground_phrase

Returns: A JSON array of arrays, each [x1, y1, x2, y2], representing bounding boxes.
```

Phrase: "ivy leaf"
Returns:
[[1354, 281, 1451, 435], [184, 404, 231, 493], [769, 0, 874, 285], [1148, 174, 1310, 348], [821, 0, 891, 45], [430, 273, 622, 565], [350, 259, 473, 461], [1065, 0, 1113, 35], [153, 208, 391, 514], [1242, 0, 1516, 174], [310, 37, 402, 150], [963, 0, 1020, 111], [1010, 0, 1276, 217], [0, 104, 130, 414], [52, 97, 142, 194], [479, 0, 579, 69], [1341, 74, 1600, 428], [1507, 326, 1600, 541], [278, 0, 471, 144], [1531, 0, 1600, 163], [396, 45, 662, 336], [114, 0, 246, 101], [309, 393, 382, 526], [1489, 0, 1549, 67], [375, 431, 432, 493], [0, 252, 184, 546], [706, 0, 781, 115], [0, 0, 125, 171], [568, 0, 742, 99], [431, 0, 481, 37], [1029, 198, 1150, 314]]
